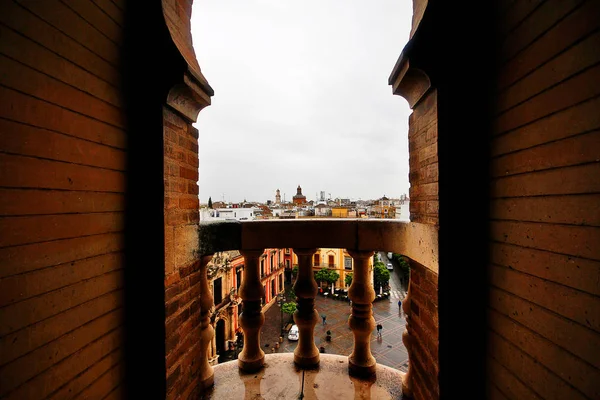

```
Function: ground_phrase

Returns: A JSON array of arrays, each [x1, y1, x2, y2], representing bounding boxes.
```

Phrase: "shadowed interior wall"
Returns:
[[0, 1, 126, 398], [487, 1, 600, 399]]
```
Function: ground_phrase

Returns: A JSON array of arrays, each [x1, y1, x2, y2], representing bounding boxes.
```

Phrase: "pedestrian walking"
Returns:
[[376, 323, 383, 338], [322, 314, 327, 325]]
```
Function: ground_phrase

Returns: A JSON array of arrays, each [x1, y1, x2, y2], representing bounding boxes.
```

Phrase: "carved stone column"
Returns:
[[347, 250, 376, 377], [238, 250, 265, 372], [198, 255, 215, 390], [292, 248, 319, 368], [401, 275, 414, 397]]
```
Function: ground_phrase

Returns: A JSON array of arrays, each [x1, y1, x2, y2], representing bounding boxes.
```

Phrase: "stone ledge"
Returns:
[[198, 219, 438, 273], [204, 353, 404, 399]]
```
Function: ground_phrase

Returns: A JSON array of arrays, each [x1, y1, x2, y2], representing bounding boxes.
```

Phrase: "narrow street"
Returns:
[[378, 251, 408, 299]]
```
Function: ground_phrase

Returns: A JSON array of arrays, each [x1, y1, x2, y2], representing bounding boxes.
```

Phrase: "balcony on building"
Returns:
[[194, 218, 437, 398]]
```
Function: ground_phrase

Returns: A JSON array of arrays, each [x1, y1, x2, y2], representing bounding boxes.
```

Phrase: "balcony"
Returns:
[[196, 218, 438, 398], [203, 353, 404, 399], [314, 263, 337, 269]]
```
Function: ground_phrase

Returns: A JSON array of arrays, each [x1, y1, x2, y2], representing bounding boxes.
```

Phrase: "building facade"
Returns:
[[370, 196, 396, 219], [257, 248, 286, 310], [331, 206, 349, 218], [293, 248, 373, 292], [206, 251, 242, 365]]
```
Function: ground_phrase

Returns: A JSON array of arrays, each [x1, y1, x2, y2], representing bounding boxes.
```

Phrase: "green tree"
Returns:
[[282, 302, 296, 322], [373, 253, 379, 264], [326, 270, 340, 286], [392, 253, 411, 278], [314, 269, 329, 285], [286, 287, 296, 302], [315, 269, 340, 289], [345, 273, 353, 287], [373, 263, 390, 291], [208, 196, 213, 209]]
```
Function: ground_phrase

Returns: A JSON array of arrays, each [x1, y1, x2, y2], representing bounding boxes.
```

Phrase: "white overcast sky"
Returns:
[[191, 0, 413, 204]]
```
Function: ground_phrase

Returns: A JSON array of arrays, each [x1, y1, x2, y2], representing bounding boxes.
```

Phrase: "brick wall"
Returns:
[[408, 90, 439, 225], [163, 108, 204, 400], [487, 1, 600, 399], [404, 89, 441, 400], [159, 0, 215, 396], [405, 261, 439, 400], [0, 0, 126, 398]]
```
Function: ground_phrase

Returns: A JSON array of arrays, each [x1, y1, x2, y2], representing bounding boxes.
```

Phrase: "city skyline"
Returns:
[[190, 1, 413, 203], [202, 186, 408, 205]]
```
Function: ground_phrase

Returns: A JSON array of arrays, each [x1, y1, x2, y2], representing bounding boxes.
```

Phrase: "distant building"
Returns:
[[292, 185, 307, 205], [275, 189, 281, 204], [314, 204, 331, 217], [396, 201, 410, 222], [200, 206, 261, 221], [370, 196, 396, 219], [331, 206, 349, 218]]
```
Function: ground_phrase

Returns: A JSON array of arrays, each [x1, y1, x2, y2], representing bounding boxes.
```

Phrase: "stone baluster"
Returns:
[[347, 250, 376, 377], [198, 255, 215, 390], [238, 250, 265, 372], [401, 274, 414, 397], [292, 248, 320, 368]]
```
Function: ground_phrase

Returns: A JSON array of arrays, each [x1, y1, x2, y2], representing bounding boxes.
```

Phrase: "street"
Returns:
[[378, 251, 408, 299], [254, 256, 409, 372]]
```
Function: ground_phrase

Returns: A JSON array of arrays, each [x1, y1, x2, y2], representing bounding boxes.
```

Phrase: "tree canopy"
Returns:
[[373, 262, 390, 287], [282, 302, 296, 321], [391, 253, 411, 278], [345, 273, 353, 287], [208, 196, 213, 209], [315, 269, 340, 285]]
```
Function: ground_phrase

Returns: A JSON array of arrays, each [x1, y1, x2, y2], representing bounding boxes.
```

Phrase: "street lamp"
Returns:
[[277, 292, 285, 336]]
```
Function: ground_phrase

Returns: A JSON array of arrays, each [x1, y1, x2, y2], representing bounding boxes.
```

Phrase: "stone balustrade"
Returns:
[[196, 219, 438, 396]]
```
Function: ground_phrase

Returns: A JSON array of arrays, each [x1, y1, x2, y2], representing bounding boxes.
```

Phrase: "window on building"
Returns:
[[285, 259, 290, 268], [313, 254, 320, 266], [213, 277, 222, 305], [285, 248, 290, 254], [344, 256, 352, 270], [328, 255, 335, 267]]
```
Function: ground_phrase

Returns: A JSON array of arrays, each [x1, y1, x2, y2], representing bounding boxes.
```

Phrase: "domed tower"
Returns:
[[292, 185, 307, 205], [275, 189, 281, 204]]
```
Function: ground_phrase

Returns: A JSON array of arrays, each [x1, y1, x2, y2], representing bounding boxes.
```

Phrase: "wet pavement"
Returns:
[[222, 252, 409, 372]]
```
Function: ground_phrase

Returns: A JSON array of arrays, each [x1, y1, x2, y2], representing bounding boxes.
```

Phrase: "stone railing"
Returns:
[[195, 218, 438, 395]]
